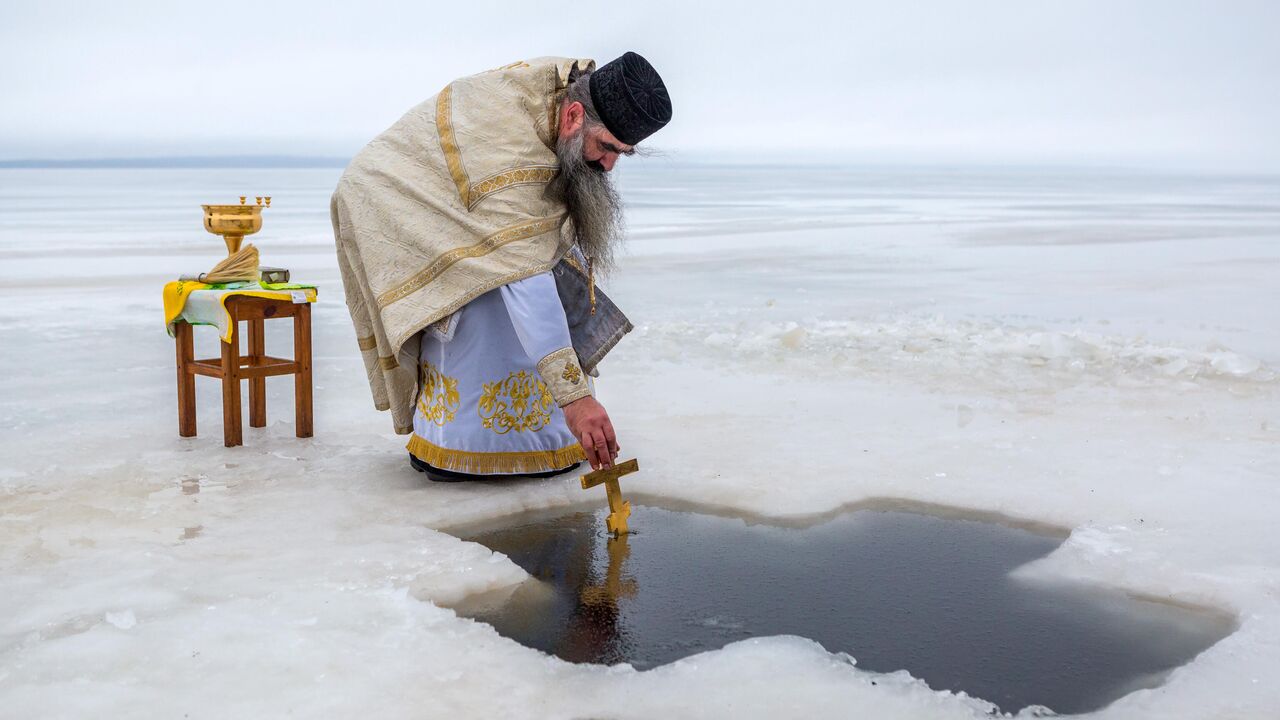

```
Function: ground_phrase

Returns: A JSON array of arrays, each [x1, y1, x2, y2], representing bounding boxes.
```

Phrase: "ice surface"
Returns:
[[1, 165, 1279, 718]]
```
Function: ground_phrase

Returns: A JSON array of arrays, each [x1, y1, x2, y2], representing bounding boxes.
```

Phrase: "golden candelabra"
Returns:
[[202, 195, 272, 257]]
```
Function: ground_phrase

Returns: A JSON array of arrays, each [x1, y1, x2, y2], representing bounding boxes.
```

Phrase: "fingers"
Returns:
[[571, 402, 618, 472], [592, 430, 612, 469], [602, 419, 619, 462], [591, 430, 611, 471], [581, 430, 602, 470]]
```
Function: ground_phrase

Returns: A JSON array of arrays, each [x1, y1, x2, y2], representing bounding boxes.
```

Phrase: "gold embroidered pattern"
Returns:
[[536, 346, 592, 407], [376, 215, 563, 308], [407, 434, 585, 474], [561, 362, 582, 384], [386, 244, 574, 353], [437, 84, 556, 211], [545, 89, 565, 150], [563, 252, 587, 275], [469, 166, 557, 207], [478, 370, 555, 434], [417, 361, 460, 427], [436, 84, 471, 208], [357, 335, 377, 351]]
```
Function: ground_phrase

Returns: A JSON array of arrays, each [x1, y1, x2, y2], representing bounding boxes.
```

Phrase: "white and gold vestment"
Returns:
[[408, 271, 592, 474], [332, 57, 598, 435], [333, 57, 634, 471]]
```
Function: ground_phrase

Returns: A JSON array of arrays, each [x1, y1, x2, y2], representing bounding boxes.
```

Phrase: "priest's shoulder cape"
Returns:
[[332, 56, 603, 434]]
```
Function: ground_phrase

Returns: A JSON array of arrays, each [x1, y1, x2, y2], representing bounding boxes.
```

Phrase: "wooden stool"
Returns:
[[174, 295, 313, 447]]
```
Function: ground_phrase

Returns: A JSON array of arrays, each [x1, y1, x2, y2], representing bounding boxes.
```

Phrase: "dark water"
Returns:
[[451, 505, 1232, 715]]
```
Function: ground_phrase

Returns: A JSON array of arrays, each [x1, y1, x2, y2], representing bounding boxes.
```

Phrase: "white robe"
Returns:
[[407, 271, 590, 475]]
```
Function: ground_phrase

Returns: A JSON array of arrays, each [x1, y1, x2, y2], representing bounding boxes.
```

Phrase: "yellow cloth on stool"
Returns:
[[162, 279, 211, 326], [163, 280, 317, 343]]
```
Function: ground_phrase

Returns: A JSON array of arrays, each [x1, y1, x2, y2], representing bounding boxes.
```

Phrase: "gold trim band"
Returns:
[[536, 346, 591, 407], [436, 84, 471, 208], [469, 166, 557, 208], [378, 355, 399, 371], [357, 334, 377, 351], [407, 434, 585, 475], [562, 253, 587, 276], [376, 215, 563, 309], [437, 84, 556, 210]]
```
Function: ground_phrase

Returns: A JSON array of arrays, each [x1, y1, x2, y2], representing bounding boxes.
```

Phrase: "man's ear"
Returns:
[[560, 101, 585, 139]]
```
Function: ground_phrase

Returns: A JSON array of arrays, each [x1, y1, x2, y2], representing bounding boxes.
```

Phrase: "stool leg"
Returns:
[[221, 321, 243, 447], [294, 303, 313, 438], [248, 318, 266, 428], [175, 322, 197, 437]]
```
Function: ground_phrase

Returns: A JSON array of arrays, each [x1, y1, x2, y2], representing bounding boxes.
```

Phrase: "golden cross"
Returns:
[[580, 458, 638, 535]]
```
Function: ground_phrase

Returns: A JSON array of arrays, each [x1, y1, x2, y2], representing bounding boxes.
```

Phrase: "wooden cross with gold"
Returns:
[[580, 458, 638, 535]]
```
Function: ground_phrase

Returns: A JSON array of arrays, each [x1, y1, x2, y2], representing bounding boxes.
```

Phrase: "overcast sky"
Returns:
[[2, 1, 1278, 170]]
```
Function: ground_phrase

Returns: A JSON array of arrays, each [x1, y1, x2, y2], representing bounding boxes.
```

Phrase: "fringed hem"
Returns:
[[406, 434, 586, 475]]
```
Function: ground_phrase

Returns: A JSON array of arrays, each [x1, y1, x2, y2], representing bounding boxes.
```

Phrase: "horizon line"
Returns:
[[0, 155, 351, 169], [1, 154, 1278, 177]]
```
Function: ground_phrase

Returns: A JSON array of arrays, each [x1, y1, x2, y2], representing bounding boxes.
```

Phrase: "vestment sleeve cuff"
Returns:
[[537, 347, 592, 407]]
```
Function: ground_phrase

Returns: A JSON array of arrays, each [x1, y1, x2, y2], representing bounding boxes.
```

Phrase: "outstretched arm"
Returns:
[[501, 272, 619, 469]]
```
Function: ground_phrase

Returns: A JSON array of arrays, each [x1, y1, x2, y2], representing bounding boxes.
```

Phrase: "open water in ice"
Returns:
[[452, 505, 1233, 716]]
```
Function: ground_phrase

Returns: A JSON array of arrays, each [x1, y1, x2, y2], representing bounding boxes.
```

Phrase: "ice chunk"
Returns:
[[104, 610, 136, 630]]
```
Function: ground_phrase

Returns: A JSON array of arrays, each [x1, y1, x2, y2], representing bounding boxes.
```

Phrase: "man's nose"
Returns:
[[599, 153, 617, 172]]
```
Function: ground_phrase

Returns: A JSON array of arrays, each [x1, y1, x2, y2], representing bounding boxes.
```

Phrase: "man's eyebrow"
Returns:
[[601, 141, 636, 156]]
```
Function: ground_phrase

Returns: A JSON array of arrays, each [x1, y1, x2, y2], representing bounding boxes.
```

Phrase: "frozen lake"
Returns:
[[1, 163, 1278, 718]]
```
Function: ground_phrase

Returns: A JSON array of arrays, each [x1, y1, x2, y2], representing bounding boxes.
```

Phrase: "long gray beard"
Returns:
[[548, 130, 623, 272]]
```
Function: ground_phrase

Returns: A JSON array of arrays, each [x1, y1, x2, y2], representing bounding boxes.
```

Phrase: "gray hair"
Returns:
[[564, 70, 604, 128]]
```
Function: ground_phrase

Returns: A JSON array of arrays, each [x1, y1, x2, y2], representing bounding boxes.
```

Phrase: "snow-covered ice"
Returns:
[[1, 164, 1278, 718]]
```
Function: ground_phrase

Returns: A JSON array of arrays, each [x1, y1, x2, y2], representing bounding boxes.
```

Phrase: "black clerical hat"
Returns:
[[589, 52, 672, 146]]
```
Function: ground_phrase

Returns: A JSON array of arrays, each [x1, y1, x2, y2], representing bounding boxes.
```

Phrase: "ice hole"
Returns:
[[446, 504, 1233, 715]]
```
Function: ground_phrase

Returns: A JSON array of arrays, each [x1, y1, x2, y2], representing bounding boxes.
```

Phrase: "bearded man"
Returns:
[[331, 53, 672, 481]]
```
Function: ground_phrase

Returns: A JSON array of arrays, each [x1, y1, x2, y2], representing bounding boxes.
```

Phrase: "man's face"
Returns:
[[550, 101, 627, 271], [558, 99, 634, 173], [581, 124, 635, 173]]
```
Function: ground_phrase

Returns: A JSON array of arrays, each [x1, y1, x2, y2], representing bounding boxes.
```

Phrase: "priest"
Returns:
[[331, 52, 672, 481]]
